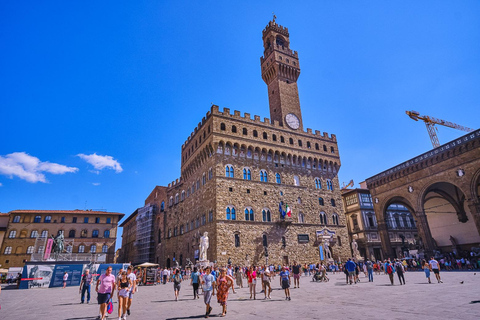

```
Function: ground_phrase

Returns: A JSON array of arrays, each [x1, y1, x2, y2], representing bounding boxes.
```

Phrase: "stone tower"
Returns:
[[261, 19, 303, 130]]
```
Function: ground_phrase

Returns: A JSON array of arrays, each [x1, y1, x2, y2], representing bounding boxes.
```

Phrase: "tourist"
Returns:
[[365, 259, 374, 282], [395, 259, 406, 285], [234, 266, 243, 288], [96, 266, 116, 320], [279, 266, 291, 300], [429, 257, 443, 283], [117, 271, 132, 320], [79, 269, 93, 304], [422, 259, 432, 283], [173, 269, 182, 301], [262, 268, 272, 299], [202, 267, 216, 318], [126, 265, 137, 316], [63, 271, 68, 289], [162, 268, 168, 284], [386, 260, 395, 285], [247, 266, 257, 300], [191, 267, 200, 299], [292, 261, 301, 288], [354, 260, 361, 283], [216, 268, 234, 317], [345, 258, 356, 285]]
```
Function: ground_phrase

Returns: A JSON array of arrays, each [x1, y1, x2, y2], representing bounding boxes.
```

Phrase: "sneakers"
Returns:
[[126, 309, 130, 316], [288, 297, 291, 301]]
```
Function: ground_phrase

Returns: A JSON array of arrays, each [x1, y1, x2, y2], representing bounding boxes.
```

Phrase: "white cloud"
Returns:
[[77, 153, 123, 173], [0, 152, 79, 183], [0, 182, 3, 187], [92, 182, 101, 186]]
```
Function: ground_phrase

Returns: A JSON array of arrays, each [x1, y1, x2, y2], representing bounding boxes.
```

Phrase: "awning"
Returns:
[[135, 262, 159, 268]]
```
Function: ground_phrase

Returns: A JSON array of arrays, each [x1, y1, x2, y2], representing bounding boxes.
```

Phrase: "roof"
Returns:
[[119, 209, 139, 227], [9, 209, 124, 217]]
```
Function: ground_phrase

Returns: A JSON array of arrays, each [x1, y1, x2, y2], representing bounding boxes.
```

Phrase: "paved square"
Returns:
[[1, 271, 479, 319]]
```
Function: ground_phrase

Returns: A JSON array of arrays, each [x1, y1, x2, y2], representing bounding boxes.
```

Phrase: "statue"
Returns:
[[324, 239, 332, 260], [351, 239, 359, 259], [199, 232, 209, 261], [53, 230, 64, 254]]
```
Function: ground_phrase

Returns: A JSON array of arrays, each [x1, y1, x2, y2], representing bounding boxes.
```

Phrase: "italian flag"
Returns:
[[286, 204, 292, 217]]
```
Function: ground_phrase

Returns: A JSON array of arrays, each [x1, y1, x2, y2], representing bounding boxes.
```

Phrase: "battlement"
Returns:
[[167, 177, 182, 189], [261, 45, 298, 63], [263, 21, 289, 37]]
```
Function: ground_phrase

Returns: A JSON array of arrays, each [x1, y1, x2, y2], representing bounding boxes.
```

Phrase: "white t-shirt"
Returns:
[[429, 259, 439, 269], [63, 273, 68, 281], [127, 272, 137, 292]]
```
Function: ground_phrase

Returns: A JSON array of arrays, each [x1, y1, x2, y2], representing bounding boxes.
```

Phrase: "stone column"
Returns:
[[467, 200, 480, 236], [377, 220, 393, 258], [415, 211, 435, 257]]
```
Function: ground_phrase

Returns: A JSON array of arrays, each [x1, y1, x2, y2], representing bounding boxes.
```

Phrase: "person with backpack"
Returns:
[[395, 259, 406, 285], [190, 267, 201, 299], [173, 269, 182, 301], [386, 260, 396, 285]]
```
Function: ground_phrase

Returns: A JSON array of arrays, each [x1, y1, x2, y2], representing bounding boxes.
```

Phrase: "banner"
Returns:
[[319, 245, 324, 261], [44, 238, 53, 260], [50, 264, 83, 288]]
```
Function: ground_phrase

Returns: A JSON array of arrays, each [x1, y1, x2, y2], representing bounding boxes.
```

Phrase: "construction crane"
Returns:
[[406, 110, 474, 148], [341, 179, 354, 189]]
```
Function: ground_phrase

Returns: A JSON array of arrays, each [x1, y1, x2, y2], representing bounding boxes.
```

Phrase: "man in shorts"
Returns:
[[292, 261, 301, 288], [345, 258, 356, 285], [96, 266, 115, 320], [126, 266, 137, 316], [429, 257, 443, 283], [201, 267, 216, 318], [279, 266, 291, 301], [262, 269, 272, 299]]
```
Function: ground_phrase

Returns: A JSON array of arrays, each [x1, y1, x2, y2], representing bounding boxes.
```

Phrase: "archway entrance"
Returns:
[[383, 200, 417, 258], [423, 182, 480, 253]]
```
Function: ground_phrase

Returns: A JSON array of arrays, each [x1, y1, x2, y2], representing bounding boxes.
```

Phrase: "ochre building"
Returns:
[[154, 20, 350, 267]]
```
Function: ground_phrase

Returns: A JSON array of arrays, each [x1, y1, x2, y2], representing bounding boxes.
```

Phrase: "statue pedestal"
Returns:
[[197, 260, 213, 268]]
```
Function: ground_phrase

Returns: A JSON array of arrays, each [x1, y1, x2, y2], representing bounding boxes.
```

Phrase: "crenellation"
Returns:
[[234, 110, 240, 116], [306, 128, 312, 134], [223, 107, 230, 115], [264, 118, 270, 124], [244, 112, 250, 119], [254, 115, 260, 121]]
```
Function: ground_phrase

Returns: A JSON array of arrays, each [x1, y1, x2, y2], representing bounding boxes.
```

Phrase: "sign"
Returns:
[[50, 264, 83, 287], [44, 238, 54, 260], [297, 234, 309, 243], [319, 245, 324, 261]]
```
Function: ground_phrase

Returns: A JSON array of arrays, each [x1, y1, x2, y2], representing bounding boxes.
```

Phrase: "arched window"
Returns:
[[235, 233, 240, 247], [272, 134, 277, 141], [161, 201, 165, 212], [253, 130, 258, 137], [78, 245, 85, 253], [169, 196, 173, 206], [332, 214, 339, 225], [262, 234, 268, 247], [30, 230, 39, 238], [13, 215, 21, 223], [263, 132, 268, 139], [298, 140, 302, 147], [220, 123, 226, 131], [289, 138, 294, 145], [319, 197, 325, 206], [104, 230, 110, 238], [280, 136, 285, 143], [66, 245, 72, 253], [298, 212, 305, 223], [297, 197, 302, 204], [323, 145, 327, 152], [41, 230, 48, 238], [81, 229, 88, 238], [90, 245, 96, 253], [275, 173, 281, 184], [92, 230, 99, 238], [243, 168, 251, 180], [320, 212, 327, 225], [4, 247, 12, 254], [260, 170, 268, 182], [331, 146, 335, 153], [314, 178, 322, 189], [293, 175, 300, 186], [245, 208, 254, 221], [232, 125, 237, 133], [208, 168, 213, 180], [181, 190, 185, 201], [69, 230, 76, 238], [102, 245, 108, 253], [44, 216, 52, 223], [175, 193, 179, 204], [8, 230, 16, 238], [315, 143, 319, 150], [225, 165, 234, 178], [226, 206, 236, 220], [262, 209, 271, 222], [34, 216, 41, 223], [307, 141, 311, 148], [27, 246, 34, 254], [243, 128, 247, 135], [331, 199, 336, 207], [326, 179, 334, 191]]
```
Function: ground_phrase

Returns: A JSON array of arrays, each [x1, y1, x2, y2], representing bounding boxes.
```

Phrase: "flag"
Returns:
[[279, 202, 285, 218], [286, 204, 292, 217]]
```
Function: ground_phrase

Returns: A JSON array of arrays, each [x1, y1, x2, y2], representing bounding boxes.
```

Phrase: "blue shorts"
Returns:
[[97, 292, 111, 305]]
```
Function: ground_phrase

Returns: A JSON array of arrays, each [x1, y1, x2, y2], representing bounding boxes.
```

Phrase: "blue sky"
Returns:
[[1, 1, 479, 250]]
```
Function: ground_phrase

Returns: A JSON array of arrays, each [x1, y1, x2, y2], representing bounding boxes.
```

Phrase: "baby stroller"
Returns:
[[312, 269, 329, 282]]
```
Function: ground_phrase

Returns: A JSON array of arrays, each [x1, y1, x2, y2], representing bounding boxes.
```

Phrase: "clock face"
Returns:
[[285, 113, 300, 129]]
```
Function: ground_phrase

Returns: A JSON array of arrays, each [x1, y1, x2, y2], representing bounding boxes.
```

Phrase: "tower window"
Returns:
[[315, 143, 319, 150], [232, 125, 237, 133], [245, 208, 254, 221], [286, 59, 290, 63], [289, 138, 293, 145], [314, 178, 322, 189], [319, 197, 324, 206], [253, 130, 258, 137], [323, 145, 327, 152], [260, 170, 268, 182], [225, 165, 234, 178], [275, 173, 281, 184], [220, 123, 226, 131], [331, 199, 336, 207], [298, 140, 302, 147], [243, 168, 251, 180], [280, 136, 285, 143], [272, 134, 277, 141], [243, 128, 247, 135], [331, 146, 335, 153], [262, 209, 271, 222], [307, 142, 311, 148], [263, 132, 267, 139]]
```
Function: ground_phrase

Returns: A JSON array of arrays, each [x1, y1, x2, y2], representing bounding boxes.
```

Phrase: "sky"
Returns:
[[1, 1, 479, 250]]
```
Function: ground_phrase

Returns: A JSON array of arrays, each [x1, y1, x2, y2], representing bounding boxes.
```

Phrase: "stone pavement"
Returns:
[[1, 271, 479, 320]]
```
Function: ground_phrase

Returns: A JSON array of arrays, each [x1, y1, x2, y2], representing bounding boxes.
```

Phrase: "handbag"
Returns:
[[107, 299, 113, 314]]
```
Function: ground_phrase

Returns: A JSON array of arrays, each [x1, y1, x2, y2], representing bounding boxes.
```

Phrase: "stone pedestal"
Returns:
[[197, 260, 213, 269]]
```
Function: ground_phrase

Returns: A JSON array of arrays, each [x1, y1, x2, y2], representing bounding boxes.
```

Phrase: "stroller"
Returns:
[[312, 269, 329, 282]]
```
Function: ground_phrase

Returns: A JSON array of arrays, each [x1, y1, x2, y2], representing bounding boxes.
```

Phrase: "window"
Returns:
[[226, 206, 236, 220], [13, 215, 21, 223], [95, 217, 100, 223], [289, 138, 294, 145], [331, 199, 336, 207], [262, 234, 268, 247], [44, 216, 51, 223], [175, 193, 179, 204], [102, 245, 108, 253], [220, 123, 226, 131], [41, 230, 48, 238], [160, 202, 165, 212], [260, 170, 268, 182], [181, 190, 185, 201], [225, 165, 234, 178], [232, 125, 237, 133], [90, 245, 96, 253], [280, 136, 285, 143], [298, 212, 305, 223], [320, 212, 327, 224], [282, 236, 286, 248], [337, 236, 342, 246], [314, 178, 322, 189], [208, 168, 213, 180], [307, 141, 311, 148], [30, 230, 39, 238], [293, 176, 300, 186], [84, 217, 89, 223], [331, 146, 335, 153], [326, 179, 334, 191], [245, 208, 254, 221], [66, 245, 73, 253], [315, 143, 319, 150], [275, 173, 281, 184], [262, 209, 271, 222], [77, 245, 85, 253], [34, 216, 41, 223], [323, 145, 327, 152], [196, 218, 200, 228], [8, 230, 16, 238], [196, 179, 200, 190], [27, 246, 34, 254], [69, 230, 76, 238], [208, 211, 213, 222], [298, 140, 302, 147], [169, 196, 173, 206], [73, 217, 77, 223], [332, 214, 339, 225], [202, 214, 206, 226], [4, 247, 12, 255], [235, 234, 240, 247], [263, 132, 268, 139], [243, 128, 247, 135], [253, 130, 258, 137], [272, 134, 277, 141], [319, 197, 324, 206], [243, 168, 251, 180], [81, 229, 88, 238], [92, 230, 99, 238], [37, 246, 44, 254], [61, 217, 65, 223]]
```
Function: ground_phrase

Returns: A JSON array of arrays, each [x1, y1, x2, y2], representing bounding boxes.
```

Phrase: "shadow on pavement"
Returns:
[[166, 315, 219, 319], [65, 317, 98, 320]]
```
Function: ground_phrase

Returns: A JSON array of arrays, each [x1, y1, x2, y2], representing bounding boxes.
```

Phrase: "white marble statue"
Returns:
[[324, 239, 332, 260], [351, 239, 359, 258], [199, 232, 209, 261]]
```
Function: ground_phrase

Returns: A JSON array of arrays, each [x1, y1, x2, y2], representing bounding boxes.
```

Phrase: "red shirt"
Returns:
[[247, 270, 256, 283]]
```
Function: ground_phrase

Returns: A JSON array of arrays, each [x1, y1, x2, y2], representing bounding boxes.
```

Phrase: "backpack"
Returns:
[[386, 265, 393, 274], [174, 275, 181, 284]]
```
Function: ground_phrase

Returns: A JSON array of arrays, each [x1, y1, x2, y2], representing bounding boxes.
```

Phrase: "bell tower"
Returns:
[[261, 19, 303, 130]]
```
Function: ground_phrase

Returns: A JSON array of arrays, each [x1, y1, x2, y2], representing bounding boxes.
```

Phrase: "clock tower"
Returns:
[[261, 19, 303, 130]]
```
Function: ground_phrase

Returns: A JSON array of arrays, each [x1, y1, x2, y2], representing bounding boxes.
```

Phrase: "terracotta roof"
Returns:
[[0, 213, 10, 216], [9, 209, 124, 217]]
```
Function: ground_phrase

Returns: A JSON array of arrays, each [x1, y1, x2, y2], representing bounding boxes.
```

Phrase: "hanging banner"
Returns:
[[319, 245, 324, 261], [44, 238, 54, 260]]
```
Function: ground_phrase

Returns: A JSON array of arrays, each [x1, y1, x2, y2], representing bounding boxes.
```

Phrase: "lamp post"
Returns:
[[264, 246, 269, 266]]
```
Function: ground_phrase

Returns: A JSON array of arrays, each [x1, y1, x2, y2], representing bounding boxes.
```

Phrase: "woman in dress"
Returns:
[[247, 266, 257, 300], [117, 271, 132, 320], [235, 266, 243, 288], [216, 268, 234, 317], [422, 259, 431, 284]]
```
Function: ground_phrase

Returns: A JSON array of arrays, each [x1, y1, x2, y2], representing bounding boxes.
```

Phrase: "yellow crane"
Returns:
[[406, 110, 474, 148]]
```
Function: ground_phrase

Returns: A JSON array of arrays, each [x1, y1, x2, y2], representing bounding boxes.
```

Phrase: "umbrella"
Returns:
[[135, 262, 159, 268]]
